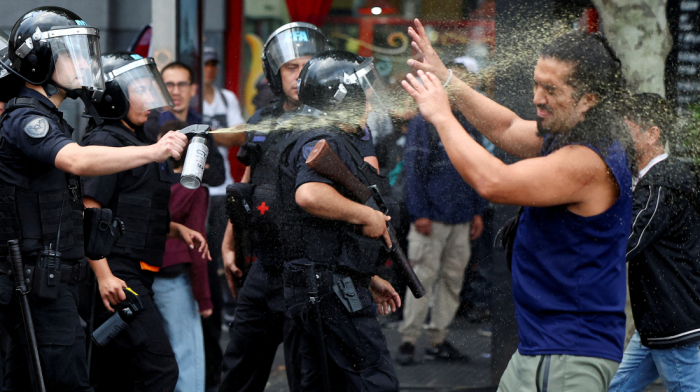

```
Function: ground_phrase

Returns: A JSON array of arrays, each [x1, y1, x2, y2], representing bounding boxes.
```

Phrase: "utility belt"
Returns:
[[284, 263, 371, 314], [0, 256, 88, 286], [283, 264, 371, 289]]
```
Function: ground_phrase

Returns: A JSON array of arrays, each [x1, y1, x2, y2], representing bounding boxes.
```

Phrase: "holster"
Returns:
[[225, 183, 253, 229], [32, 249, 61, 300], [83, 208, 124, 260]]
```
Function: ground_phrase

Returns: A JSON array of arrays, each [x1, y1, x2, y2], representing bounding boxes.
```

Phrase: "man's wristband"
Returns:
[[443, 69, 453, 88]]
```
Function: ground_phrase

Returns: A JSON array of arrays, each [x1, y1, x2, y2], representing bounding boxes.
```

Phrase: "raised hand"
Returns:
[[406, 19, 450, 83], [402, 70, 453, 126]]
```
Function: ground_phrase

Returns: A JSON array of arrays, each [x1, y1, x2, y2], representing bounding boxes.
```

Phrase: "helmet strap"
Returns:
[[49, 79, 105, 125], [41, 81, 61, 98], [122, 113, 139, 130], [80, 92, 104, 125]]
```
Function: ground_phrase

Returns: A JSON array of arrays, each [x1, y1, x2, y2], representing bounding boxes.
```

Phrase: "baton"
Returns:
[[8, 240, 46, 392]]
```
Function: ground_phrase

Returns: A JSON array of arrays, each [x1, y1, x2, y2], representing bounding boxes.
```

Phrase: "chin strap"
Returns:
[[122, 115, 139, 130], [45, 80, 104, 125], [41, 81, 61, 98], [78, 90, 103, 126]]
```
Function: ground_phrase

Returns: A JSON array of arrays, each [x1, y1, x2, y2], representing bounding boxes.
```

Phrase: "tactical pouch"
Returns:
[[337, 230, 385, 276], [83, 208, 124, 260], [225, 183, 254, 229], [332, 274, 363, 313], [32, 248, 61, 300]]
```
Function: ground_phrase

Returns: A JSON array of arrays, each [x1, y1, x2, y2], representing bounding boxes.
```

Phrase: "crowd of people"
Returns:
[[0, 5, 698, 392]]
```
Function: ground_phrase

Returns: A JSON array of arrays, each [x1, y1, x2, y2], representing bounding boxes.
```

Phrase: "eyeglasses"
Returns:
[[165, 81, 192, 90]]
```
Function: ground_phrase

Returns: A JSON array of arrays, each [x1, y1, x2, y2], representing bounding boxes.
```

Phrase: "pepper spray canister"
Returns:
[[180, 135, 208, 189], [178, 124, 212, 189]]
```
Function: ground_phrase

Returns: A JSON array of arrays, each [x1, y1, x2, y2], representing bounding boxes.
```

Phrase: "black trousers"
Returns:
[[219, 261, 299, 392], [89, 257, 178, 392], [285, 272, 399, 392], [0, 272, 93, 392]]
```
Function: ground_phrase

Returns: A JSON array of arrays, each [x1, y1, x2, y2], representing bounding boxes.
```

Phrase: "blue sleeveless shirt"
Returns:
[[511, 136, 632, 362]]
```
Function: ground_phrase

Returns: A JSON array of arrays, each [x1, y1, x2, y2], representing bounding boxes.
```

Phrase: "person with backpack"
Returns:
[[608, 93, 700, 392]]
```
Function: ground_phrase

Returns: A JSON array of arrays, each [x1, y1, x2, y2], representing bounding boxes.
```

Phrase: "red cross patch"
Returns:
[[257, 202, 269, 215]]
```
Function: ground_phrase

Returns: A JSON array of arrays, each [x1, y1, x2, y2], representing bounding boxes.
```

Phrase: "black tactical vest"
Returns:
[[0, 97, 85, 259], [245, 127, 398, 276], [87, 123, 171, 266]]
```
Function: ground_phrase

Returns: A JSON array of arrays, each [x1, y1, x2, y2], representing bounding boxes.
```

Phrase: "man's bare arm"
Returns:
[[405, 19, 542, 158], [296, 182, 391, 246], [404, 71, 617, 216], [55, 131, 187, 176]]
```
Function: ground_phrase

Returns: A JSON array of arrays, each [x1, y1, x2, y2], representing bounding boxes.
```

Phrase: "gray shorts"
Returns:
[[497, 350, 619, 392]]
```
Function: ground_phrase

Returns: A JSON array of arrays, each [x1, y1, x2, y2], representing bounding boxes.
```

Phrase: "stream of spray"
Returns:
[[206, 8, 678, 165]]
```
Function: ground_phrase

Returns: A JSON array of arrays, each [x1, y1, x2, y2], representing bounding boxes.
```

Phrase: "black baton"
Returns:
[[305, 264, 331, 392], [8, 240, 46, 392]]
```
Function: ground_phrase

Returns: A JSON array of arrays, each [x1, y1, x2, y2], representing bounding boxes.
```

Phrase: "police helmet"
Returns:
[[91, 51, 173, 121], [262, 22, 328, 96], [297, 50, 389, 115], [2, 7, 104, 95]]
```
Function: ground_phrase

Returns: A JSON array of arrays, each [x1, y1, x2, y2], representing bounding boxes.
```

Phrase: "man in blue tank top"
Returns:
[[401, 20, 635, 392]]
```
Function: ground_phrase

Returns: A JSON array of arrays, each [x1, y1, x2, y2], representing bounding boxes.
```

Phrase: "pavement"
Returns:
[[220, 316, 667, 392]]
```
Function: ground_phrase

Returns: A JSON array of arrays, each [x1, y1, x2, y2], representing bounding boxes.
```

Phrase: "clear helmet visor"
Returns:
[[0, 30, 8, 54], [0, 30, 9, 80], [266, 27, 327, 75], [354, 58, 389, 113], [111, 60, 174, 113], [49, 33, 104, 91]]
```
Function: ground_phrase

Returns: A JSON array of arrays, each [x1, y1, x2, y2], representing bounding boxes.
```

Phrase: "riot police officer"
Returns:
[[218, 22, 329, 392], [80, 51, 210, 392], [281, 50, 400, 391], [0, 8, 187, 392]]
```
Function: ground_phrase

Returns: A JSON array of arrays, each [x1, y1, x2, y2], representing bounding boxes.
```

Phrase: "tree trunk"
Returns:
[[591, 0, 672, 96]]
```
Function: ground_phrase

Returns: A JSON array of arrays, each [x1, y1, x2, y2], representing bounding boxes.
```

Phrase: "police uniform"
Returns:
[[219, 97, 378, 392], [81, 120, 178, 392], [0, 87, 92, 391], [282, 128, 399, 392], [219, 99, 294, 392]]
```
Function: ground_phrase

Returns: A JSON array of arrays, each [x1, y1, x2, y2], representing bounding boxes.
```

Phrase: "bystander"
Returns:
[[608, 93, 700, 392]]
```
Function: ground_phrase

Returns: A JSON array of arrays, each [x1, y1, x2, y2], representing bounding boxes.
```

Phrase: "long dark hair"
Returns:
[[540, 31, 637, 175]]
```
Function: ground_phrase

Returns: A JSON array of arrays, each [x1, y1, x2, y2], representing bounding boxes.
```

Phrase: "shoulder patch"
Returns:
[[302, 143, 316, 159], [361, 127, 371, 141], [24, 117, 49, 138]]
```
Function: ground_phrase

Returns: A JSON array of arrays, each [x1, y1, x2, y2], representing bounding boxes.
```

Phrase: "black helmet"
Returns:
[[91, 51, 173, 121], [298, 50, 388, 116], [262, 22, 328, 96], [2, 7, 104, 95]]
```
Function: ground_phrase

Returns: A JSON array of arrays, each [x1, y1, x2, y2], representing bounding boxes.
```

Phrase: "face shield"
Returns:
[[45, 27, 105, 91], [265, 26, 327, 76], [106, 57, 173, 113], [0, 30, 9, 80], [346, 58, 389, 113]]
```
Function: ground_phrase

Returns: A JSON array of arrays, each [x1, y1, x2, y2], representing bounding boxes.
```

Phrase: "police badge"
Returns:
[[24, 117, 49, 138]]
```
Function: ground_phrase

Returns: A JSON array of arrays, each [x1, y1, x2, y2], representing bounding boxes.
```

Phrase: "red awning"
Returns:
[[284, 0, 334, 26]]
